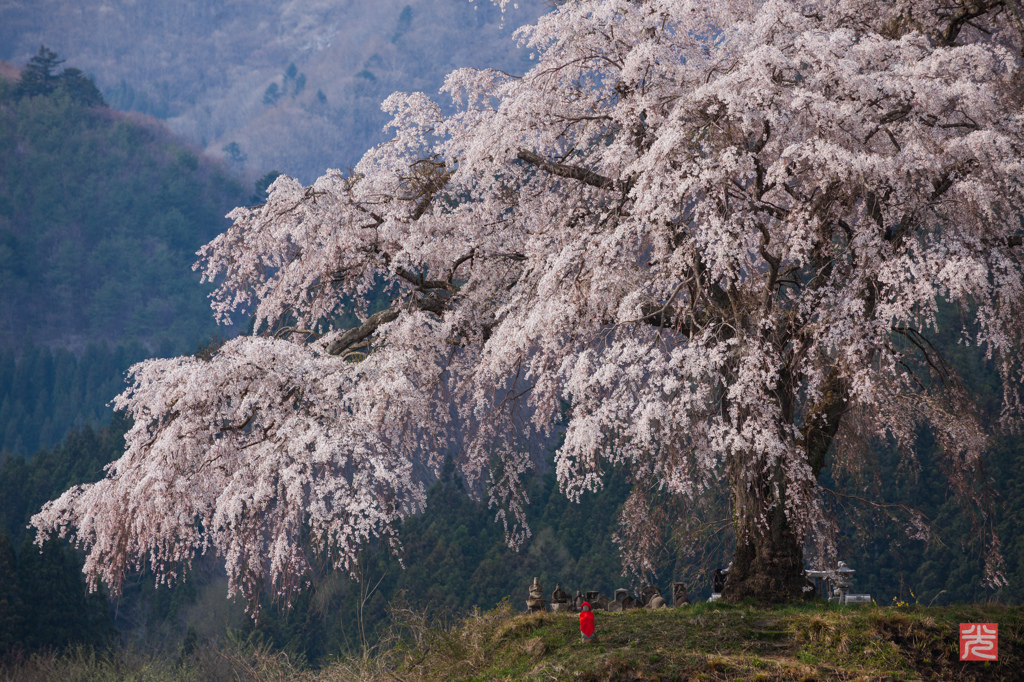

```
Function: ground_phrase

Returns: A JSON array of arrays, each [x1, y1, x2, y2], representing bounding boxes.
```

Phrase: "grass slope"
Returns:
[[376, 601, 1021, 682], [2, 602, 1020, 680]]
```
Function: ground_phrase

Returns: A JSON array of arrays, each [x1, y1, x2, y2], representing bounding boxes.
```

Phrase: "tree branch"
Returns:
[[941, 1, 1000, 46], [325, 307, 400, 356], [516, 149, 632, 192], [801, 371, 849, 478], [395, 267, 459, 294]]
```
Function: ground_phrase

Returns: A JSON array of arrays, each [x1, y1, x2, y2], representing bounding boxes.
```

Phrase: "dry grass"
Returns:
[[3, 603, 1020, 681]]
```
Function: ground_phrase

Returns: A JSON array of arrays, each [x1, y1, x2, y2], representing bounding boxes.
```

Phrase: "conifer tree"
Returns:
[[15, 45, 63, 99], [15, 45, 105, 106]]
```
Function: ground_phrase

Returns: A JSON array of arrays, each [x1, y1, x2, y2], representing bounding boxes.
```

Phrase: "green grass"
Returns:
[[3, 602, 1020, 680], [372, 601, 1022, 681]]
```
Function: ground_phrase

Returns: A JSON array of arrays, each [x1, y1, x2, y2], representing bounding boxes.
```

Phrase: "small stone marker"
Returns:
[[648, 595, 666, 609], [639, 585, 661, 606]]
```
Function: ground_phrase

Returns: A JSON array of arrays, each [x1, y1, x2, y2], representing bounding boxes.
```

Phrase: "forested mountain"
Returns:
[[0, 65, 248, 454], [0, 71, 245, 352], [0, 0, 546, 184]]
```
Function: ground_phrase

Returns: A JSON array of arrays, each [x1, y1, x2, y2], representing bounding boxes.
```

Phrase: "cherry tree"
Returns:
[[35, 0, 1024, 605]]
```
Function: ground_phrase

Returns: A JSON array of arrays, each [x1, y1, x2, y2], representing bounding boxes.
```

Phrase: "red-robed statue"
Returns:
[[579, 602, 595, 643]]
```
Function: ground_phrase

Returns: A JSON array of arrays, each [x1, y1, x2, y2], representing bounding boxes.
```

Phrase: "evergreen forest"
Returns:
[[0, 55, 247, 456]]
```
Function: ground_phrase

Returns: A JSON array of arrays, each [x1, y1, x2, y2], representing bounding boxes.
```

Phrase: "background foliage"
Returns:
[[0, 0, 547, 183], [0, 69, 247, 455]]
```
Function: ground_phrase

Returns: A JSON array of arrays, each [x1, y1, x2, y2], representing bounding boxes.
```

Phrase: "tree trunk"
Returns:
[[721, 465, 810, 604]]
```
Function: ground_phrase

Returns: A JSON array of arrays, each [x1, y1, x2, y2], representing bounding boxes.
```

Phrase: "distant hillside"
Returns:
[[0, 0, 548, 184], [0, 68, 248, 454], [0, 71, 245, 354]]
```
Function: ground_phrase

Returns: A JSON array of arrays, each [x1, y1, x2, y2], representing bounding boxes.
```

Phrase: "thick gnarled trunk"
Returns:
[[721, 477, 809, 603], [721, 372, 847, 603]]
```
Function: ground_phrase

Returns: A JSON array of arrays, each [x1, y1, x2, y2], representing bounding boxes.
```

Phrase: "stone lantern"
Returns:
[[833, 561, 854, 604]]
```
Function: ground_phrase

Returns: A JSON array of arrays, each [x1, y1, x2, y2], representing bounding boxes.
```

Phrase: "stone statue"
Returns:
[[527, 577, 546, 613], [672, 582, 691, 606], [639, 585, 661, 607], [550, 583, 570, 612]]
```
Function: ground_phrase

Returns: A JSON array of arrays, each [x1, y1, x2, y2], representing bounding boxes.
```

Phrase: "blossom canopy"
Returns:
[[35, 0, 1024, 605]]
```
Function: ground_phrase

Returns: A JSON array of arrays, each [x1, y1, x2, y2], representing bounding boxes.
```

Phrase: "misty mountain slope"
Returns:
[[1, 0, 548, 183], [0, 88, 245, 355], [0, 78, 249, 454]]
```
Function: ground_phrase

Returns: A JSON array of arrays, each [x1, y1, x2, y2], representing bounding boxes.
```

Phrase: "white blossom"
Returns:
[[35, 0, 1024, 604]]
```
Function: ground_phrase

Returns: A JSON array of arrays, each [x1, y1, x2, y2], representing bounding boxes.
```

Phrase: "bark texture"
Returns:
[[723, 481, 810, 604]]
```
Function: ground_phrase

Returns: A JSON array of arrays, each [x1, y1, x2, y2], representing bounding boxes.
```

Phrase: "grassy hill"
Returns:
[[3, 602, 1020, 680], [361, 602, 1022, 681]]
